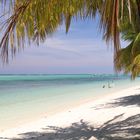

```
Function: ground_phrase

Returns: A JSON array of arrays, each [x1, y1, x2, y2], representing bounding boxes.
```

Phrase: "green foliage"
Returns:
[[0, 0, 140, 78], [0, 0, 102, 62]]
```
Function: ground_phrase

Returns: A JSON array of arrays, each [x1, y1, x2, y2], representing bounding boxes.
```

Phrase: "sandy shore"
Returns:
[[0, 86, 140, 140]]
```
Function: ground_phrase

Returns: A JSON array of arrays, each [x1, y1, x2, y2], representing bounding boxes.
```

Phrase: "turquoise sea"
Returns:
[[0, 74, 140, 130]]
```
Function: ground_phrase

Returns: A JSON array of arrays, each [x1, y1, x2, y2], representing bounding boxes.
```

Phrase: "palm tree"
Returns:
[[0, 0, 140, 78], [100, 0, 140, 79], [0, 0, 102, 62]]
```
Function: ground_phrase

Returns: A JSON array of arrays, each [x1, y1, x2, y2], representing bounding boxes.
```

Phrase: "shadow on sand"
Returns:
[[93, 94, 140, 110], [107, 94, 140, 107], [10, 113, 140, 140], [1, 94, 140, 140]]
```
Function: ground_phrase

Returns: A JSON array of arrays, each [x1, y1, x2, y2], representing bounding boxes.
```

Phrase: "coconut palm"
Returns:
[[112, 0, 140, 79], [0, 0, 140, 78], [0, 0, 102, 62]]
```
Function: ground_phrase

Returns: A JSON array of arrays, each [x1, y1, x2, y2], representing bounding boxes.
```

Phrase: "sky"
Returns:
[[0, 17, 119, 74]]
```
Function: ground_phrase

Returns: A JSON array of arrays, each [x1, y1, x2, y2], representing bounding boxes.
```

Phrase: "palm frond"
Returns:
[[0, 0, 140, 79]]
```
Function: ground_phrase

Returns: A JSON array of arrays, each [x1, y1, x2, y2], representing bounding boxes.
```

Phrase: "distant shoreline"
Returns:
[[0, 73, 128, 76]]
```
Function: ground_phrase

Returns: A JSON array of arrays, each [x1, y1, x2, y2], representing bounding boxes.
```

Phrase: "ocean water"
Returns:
[[0, 74, 140, 130]]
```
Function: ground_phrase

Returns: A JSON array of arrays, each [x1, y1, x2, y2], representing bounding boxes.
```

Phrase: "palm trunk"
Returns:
[[136, 0, 140, 18]]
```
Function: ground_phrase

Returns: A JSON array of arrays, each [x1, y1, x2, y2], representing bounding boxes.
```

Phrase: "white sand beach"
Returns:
[[0, 86, 140, 140]]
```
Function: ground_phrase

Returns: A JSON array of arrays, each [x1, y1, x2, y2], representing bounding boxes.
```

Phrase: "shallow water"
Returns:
[[0, 74, 139, 130]]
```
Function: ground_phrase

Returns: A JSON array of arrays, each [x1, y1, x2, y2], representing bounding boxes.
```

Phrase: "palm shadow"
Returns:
[[1, 93, 140, 140], [10, 113, 140, 140], [108, 94, 140, 107], [93, 94, 140, 110]]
